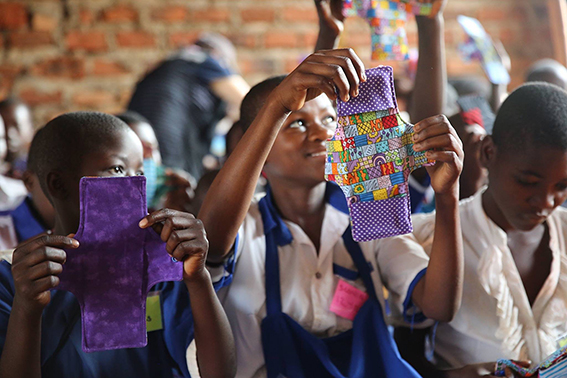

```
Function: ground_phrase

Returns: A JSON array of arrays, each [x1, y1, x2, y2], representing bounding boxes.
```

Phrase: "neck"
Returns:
[[482, 187, 513, 233], [52, 212, 77, 236], [269, 181, 327, 224]]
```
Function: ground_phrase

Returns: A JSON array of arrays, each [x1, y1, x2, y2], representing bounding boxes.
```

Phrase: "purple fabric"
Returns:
[[58, 176, 183, 353], [336, 66, 397, 116]]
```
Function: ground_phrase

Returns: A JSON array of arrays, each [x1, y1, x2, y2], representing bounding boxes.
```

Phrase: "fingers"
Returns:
[[301, 49, 366, 102], [164, 223, 205, 254], [171, 239, 209, 263], [139, 208, 193, 229], [26, 260, 64, 281], [33, 275, 61, 292], [13, 234, 78, 262], [413, 115, 463, 156]]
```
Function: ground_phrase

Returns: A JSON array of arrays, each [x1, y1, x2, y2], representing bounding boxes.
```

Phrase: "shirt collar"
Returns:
[[258, 182, 349, 247]]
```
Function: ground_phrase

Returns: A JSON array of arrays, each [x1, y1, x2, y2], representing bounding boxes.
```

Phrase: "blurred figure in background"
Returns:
[[0, 98, 34, 180], [128, 33, 249, 179], [525, 58, 567, 89]]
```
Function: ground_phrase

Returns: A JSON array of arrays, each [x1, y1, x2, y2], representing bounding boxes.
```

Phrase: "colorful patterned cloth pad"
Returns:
[[495, 346, 567, 377], [325, 66, 432, 242], [58, 176, 183, 352], [457, 15, 511, 85], [343, 0, 433, 61], [457, 95, 495, 134]]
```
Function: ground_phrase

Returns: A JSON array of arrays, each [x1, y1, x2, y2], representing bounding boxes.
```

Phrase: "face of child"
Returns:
[[486, 142, 567, 231], [62, 128, 144, 232], [129, 121, 161, 164], [0, 116, 7, 163], [264, 95, 336, 187], [1, 103, 34, 162]]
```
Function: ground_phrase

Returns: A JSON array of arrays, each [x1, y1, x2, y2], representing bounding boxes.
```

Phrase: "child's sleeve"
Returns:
[[0, 261, 15, 358], [207, 203, 260, 290], [375, 212, 437, 328]]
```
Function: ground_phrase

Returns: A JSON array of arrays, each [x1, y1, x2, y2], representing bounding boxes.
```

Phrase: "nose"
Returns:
[[529, 190, 556, 211], [307, 121, 334, 142]]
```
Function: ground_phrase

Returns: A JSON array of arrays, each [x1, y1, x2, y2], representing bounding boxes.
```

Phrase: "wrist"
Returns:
[[416, 13, 443, 28], [435, 187, 459, 206], [12, 296, 44, 319], [184, 268, 212, 287], [266, 91, 294, 116]]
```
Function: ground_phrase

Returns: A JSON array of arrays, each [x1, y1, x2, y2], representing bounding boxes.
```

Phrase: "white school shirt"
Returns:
[[0, 175, 26, 211], [395, 189, 567, 367], [209, 193, 430, 378]]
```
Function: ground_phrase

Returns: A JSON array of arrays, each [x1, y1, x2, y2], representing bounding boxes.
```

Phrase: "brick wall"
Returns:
[[0, 0, 554, 126]]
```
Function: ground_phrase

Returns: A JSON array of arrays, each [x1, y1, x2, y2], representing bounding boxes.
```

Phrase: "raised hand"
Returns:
[[271, 48, 366, 113], [11, 234, 79, 314], [412, 115, 464, 197], [139, 209, 208, 282], [315, 0, 345, 37]]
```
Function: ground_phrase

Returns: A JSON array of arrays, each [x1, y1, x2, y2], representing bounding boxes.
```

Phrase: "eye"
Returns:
[[516, 177, 538, 186], [136, 170, 144, 176], [288, 120, 307, 132], [556, 183, 567, 192], [322, 115, 336, 126], [109, 166, 125, 175]]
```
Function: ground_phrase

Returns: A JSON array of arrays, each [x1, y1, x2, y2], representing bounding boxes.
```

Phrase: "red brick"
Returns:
[[240, 8, 274, 23], [0, 3, 28, 30], [227, 33, 257, 48], [66, 31, 107, 52], [116, 31, 156, 48], [19, 88, 62, 106], [168, 31, 199, 48], [32, 14, 57, 32], [93, 59, 129, 76], [73, 90, 114, 107], [9, 31, 54, 48], [101, 5, 138, 23], [264, 32, 297, 48], [32, 57, 85, 79], [281, 6, 318, 22], [79, 9, 95, 25], [190, 8, 230, 23], [153, 6, 189, 22], [298, 31, 319, 48]]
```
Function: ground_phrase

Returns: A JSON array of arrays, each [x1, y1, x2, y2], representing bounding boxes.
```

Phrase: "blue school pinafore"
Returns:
[[257, 183, 422, 378]]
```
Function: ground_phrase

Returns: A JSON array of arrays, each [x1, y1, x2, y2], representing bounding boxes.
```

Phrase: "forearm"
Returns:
[[0, 300, 43, 378], [413, 191, 463, 321], [315, 26, 340, 51], [198, 98, 290, 262], [186, 271, 235, 378], [409, 15, 446, 122], [490, 83, 507, 112]]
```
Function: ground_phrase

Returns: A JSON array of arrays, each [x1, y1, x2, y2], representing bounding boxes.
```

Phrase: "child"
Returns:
[[0, 98, 34, 179], [116, 111, 195, 212], [0, 112, 235, 378], [198, 48, 464, 377], [394, 83, 567, 377], [1, 127, 55, 249], [0, 115, 26, 212]]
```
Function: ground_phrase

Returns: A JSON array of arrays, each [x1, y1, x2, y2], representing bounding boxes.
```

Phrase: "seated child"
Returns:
[[0, 98, 34, 179], [0, 112, 235, 378], [394, 83, 567, 377], [0, 115, 26, 211], [116, 111, 195, 212], [1, 127, 55, 250], [198, 48, 464, 377]]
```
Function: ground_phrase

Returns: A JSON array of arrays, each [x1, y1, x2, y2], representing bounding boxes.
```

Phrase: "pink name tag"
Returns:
[[329, 279, 369, 321]]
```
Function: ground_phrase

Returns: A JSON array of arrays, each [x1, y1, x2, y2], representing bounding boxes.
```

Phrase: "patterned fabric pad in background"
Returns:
[[457, 95, 495, 134], [325, 66, 432, 242], [343, 0, 433, 61], [495, 345, 567, 377]]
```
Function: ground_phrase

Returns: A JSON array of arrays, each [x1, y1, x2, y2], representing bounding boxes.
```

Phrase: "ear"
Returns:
[[46, 171, 68, 201], [22, 170, 34, 192], [479, 135, 497, 169]]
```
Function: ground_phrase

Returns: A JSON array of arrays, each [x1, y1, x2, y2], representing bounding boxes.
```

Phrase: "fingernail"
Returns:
[[344, 94, 350, 102], [354, 88, 359, 97], [362, 72, 367, 81], [414, 143, 422, 150], [71, 240, 80, 247], [412, 134, 419, 142], [139, 219, 148, 228]]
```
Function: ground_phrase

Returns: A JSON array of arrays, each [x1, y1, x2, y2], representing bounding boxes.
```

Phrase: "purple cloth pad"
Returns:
[[326, 66, 432, 241], [58, 176, 183, 353]]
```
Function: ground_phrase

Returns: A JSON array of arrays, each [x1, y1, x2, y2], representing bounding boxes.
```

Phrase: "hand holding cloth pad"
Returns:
[[325, 66, 432, 242], [58, 176, 183, 352]]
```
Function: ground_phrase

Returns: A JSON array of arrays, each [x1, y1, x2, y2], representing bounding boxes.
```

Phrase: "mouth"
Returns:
[[306, 151, 327, 158], [523, 212, 550, 223]]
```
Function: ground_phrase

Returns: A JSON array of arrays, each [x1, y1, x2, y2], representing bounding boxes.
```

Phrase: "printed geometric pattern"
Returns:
[[325, 66, 432, 241], [343, 0, 433, 61], [495, 345, 567, 377]]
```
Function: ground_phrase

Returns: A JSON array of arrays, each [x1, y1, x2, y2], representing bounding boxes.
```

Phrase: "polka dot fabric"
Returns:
[[326, 66, 432, 242]]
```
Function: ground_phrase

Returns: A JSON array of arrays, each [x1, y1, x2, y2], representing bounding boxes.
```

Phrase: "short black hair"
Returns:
[[30, 111, 131, 197], [0, 97, 25, 111], [115, 110, 151, 127], [492, 82, 567, 152], [239, 75, 286, 132]]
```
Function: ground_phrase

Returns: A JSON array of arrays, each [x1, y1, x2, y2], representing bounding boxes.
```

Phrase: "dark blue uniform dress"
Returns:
[[257, 183, 423, 378], [0, 199, 196, 377]]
